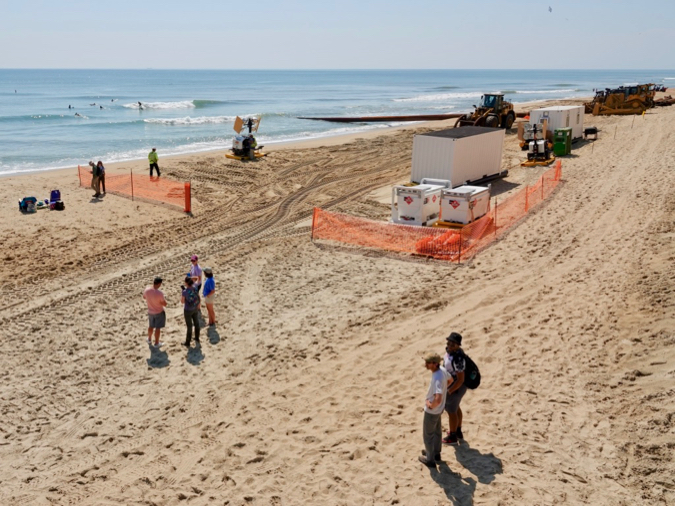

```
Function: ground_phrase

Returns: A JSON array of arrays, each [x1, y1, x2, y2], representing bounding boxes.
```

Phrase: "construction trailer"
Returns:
[[528, 106, 585, 140], [410, 127, 506, 185]]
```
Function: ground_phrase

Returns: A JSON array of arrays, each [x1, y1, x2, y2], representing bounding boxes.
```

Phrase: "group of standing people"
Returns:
[[88, 161, 106, 198], [142, 254, 217, 350], [420, 332, 470, 467]]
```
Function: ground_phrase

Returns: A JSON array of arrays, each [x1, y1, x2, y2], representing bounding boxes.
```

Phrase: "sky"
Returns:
[[1, 0, 674, 69]]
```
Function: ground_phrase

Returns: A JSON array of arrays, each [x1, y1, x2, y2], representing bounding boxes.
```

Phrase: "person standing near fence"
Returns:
[[148, 147, 160, 177], [96, 160, 106, 195], [419, 353, 449, 467], [89, 161, 101, 198], [202, 267, 216, 326], [142, 276, 167, 347], [443, 332, 467, 445], [181, 277, 201, 348]]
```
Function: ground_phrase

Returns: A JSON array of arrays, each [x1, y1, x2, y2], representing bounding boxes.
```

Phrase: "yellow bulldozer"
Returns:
[[455, 93, 516, 129], [584, 84, 655, 116]]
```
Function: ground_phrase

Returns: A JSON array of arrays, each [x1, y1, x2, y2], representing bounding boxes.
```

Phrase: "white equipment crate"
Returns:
[[391, 184, 444, 226], [529, 105, 584, 140], [441, 185, 491, 224]]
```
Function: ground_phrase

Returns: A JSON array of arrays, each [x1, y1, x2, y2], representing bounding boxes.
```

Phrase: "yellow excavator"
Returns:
[[455, 93, 516, 129]]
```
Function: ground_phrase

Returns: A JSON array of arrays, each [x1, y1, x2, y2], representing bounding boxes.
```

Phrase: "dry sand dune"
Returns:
[[0, 98, 673, 506]]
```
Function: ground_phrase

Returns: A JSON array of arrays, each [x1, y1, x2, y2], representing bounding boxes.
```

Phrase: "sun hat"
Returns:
[[446, 332, 462, 345], [424, 353, 442, 364], [191, 255, 198, 261], [153, 276, 163, 284]]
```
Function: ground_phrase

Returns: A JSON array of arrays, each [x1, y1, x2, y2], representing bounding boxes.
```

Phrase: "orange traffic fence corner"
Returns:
[[312, 162, 562, 263], [78, 165, 192, 213]]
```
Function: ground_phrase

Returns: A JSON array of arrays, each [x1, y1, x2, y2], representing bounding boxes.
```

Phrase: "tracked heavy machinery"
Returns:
[[584, 84, 653, 116], [455, 93, 516, 129], [226, 116, 266, 161]]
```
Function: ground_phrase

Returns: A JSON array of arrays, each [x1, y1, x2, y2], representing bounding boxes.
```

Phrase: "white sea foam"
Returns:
[[513, 89, 579, 94], [144, 116, 236, 126], [394, 92, 485, 102], [123, 101, 196, 110]]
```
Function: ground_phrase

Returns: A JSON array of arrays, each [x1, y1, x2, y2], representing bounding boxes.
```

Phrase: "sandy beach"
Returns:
[[1, 95, 673, 506]]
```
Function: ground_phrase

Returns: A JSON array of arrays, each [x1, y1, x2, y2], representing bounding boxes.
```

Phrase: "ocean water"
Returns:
[[0, 69, 673, 176]]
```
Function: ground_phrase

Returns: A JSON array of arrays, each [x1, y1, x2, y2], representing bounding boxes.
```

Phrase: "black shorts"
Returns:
[[445, 384, 467, 414]]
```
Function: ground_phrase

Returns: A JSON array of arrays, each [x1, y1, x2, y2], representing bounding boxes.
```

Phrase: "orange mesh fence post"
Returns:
[[184, 182, 191, 213], [311, 207, 319, 241]]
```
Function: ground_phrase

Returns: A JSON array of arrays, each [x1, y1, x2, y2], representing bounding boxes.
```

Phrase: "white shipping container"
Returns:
[[529, 105, 584, 140], [441, 185, 491, 224], [391, 184, 443, 226], [411, 127, 505, 185]]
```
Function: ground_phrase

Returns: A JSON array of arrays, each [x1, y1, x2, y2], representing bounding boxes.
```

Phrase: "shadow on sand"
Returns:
[[186, 342, 204, 366], [421, 440, 502, 505], [207, 325, 220, 345], [146, 345, 170, 369]]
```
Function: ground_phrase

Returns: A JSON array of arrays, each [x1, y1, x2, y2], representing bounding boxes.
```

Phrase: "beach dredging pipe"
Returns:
[[298, 112, 530, 123]]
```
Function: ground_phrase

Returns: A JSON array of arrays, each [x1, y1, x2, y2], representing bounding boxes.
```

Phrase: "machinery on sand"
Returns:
[[226, 116, 266, 161], [455, 93, 516, 129], [584, 84, 655, 116], [521, 123, 555, 167]]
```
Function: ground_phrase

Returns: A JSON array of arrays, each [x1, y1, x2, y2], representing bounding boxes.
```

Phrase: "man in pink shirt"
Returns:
[[142, 276, 167, 347]]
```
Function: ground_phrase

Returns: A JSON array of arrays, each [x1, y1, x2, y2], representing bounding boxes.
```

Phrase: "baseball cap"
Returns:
[[190, 255, 198, 261], [203, 267, 213, 275]]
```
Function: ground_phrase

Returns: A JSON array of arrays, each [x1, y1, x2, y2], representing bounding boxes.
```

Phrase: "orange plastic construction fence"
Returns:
[[78, 165, 191, 212], [311, 161, 562, 262]]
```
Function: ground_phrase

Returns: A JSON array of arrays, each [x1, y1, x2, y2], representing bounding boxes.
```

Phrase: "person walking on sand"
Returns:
[[419, 353, 450, 467], [202, 267, 216, 326], [89, 161, 101, 198], [143, 276, 167, 347], [181, 277, 201, 348], [189, 255, 203, 292], [96, 160, 106, 195], [148, 147, 160, 177], [443, 332, 467, 445]]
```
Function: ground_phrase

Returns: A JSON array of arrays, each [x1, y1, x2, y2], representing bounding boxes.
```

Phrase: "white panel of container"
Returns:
[[440, 185, 491, 224]]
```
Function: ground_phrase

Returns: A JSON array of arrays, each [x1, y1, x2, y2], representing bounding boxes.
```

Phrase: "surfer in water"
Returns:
[[138, 101, 144, 110]]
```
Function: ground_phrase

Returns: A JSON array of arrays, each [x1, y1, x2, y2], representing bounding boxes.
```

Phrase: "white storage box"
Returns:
[[391, 184, 443, 226], [529, 105, 584, 140], [441, 185, 491, 224], [411, 127, 505, 185]]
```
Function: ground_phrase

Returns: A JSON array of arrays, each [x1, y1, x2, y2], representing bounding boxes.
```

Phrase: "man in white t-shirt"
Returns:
[[419, 353, 450, 467]]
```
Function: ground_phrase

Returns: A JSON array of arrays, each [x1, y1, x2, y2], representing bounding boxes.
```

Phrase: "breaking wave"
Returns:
[[144, 115, 236, 126], [123, 101, 196, 110]]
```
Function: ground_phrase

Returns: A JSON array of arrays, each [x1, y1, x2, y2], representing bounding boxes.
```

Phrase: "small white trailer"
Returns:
[[410, 126, 506, 185], [528, 105, 585, 140]]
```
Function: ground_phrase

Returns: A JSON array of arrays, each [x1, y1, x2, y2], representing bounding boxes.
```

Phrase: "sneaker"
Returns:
[[146, 338, 152, 345], [182, 341, 190, 348], [442, 432, 459, 445], [418, 455, 436, 467], [456, 427, 463, 440], [154, 342, 164, 348]]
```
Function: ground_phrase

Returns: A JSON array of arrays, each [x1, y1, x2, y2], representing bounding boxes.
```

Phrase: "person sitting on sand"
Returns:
[[419, 353, 449, 467], [143, 276, 167, 347]]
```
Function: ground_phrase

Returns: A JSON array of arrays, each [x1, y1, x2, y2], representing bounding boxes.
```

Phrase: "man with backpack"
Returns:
[[442, 332, 480, 445], [181, 277, 201, 348]]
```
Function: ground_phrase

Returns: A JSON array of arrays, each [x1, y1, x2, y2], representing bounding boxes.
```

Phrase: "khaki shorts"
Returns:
[[204, 294, 215, 304]]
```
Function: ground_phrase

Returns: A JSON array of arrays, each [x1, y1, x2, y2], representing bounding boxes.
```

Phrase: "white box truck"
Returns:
[[529, 105, 584, 140], [411, 126, 506, 185]]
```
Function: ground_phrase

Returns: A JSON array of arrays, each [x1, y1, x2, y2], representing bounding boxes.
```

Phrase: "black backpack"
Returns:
[[460, 351, 481, 389]]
